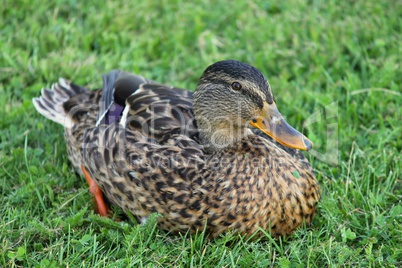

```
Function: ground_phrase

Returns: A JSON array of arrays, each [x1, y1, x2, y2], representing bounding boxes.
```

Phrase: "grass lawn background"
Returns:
[[1, 0, 401, 267]]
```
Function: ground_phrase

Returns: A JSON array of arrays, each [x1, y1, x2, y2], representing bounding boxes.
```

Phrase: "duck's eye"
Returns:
[[231, 82, 242, 91]]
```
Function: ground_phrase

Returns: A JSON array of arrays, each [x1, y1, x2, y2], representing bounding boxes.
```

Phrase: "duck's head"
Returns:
[[193, 60, 312, 151]]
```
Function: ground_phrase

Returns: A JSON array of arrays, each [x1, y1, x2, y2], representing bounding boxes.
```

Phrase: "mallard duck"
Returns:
[[33, 60, 319, 238]]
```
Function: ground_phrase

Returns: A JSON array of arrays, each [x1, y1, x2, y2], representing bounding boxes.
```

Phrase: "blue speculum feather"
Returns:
[[104, 103, 125, 125]]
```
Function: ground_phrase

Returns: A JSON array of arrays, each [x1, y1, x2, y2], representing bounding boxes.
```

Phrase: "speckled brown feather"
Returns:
[[33, 61, 320, 238]]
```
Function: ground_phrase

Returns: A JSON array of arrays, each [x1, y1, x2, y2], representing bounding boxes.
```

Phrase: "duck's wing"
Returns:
[[96, 71, 154, 126], [94, 70, 198, 144], [84, 71, 203, 176], [121, 82, 198, 144], [82, 79, 206, 224]]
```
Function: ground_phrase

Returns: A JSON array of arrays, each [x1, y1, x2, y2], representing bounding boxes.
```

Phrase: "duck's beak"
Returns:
[[250, 102, 313, 151]]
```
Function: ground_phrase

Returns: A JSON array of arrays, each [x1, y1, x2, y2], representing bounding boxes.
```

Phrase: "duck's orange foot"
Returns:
[[81, 165, 109, 217]]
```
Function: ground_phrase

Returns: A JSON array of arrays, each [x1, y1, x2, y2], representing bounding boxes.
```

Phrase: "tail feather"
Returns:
[[32, 78, 88, 128]]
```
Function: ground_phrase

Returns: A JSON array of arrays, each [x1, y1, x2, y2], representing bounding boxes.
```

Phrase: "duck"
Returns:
[[33, 60, 320, 238]]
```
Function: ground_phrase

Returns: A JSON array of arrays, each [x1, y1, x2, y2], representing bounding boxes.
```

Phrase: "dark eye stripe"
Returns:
[[242, 90, 264, 109]]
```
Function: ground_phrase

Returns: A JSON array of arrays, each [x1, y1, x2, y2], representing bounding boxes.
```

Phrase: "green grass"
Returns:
[[1, 0, 401, 267]]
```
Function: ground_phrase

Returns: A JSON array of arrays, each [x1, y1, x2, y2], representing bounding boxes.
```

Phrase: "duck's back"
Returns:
[[33, 71, 200, 174]]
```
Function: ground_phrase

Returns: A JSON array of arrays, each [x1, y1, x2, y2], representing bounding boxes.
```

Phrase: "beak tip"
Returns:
[[304, 138, 313, 151]]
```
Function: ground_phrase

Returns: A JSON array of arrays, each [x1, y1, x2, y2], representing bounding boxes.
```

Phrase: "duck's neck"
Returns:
[[198, 124, 252, 152]]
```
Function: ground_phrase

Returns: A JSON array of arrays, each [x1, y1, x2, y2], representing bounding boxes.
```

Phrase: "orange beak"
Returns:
[[250, 102, 313, 151]]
